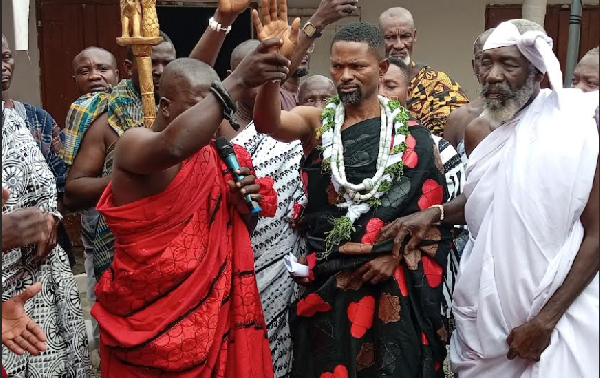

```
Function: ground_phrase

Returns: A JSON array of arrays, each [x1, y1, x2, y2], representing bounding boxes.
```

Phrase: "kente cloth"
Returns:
[[450, 89, 599, 378], [290, 118, 453, 378], [407, 62, 469, 137], [4, 99, 67, 192], [92, 143, 116, 278], [233, 123, 306, 378], [92, 143, 277, 378], [62, 79, 144, 280], [61, 78, 143, 165], [2, 105, 92, 377]]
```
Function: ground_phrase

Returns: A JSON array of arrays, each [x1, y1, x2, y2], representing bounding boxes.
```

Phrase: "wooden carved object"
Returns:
[[120, 0, 142, 38], [117, 0, 163, 127], [141, 0, 160, 38]]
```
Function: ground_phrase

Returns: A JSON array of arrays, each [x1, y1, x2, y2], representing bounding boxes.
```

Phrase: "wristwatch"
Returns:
[[302, 22, 323, 39]]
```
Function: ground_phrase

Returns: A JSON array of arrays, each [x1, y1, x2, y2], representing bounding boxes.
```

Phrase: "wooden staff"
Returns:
[[117, 0, 162, 128]]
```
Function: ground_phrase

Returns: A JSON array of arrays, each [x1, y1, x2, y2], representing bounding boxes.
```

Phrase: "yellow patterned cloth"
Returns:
[[61, 79, 143, 165], [407, 62, 469, 136]]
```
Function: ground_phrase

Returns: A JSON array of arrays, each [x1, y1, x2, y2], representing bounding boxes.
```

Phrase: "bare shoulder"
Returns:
[[464, 116, 491, 157]]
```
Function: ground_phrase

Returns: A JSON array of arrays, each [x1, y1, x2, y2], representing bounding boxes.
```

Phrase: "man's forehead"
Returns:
[[380, 16, 414, 31], [76, 50, 113, 65]]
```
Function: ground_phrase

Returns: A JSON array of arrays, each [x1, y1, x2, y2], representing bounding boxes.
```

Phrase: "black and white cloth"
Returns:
[[2, 103, 92, 377], [233, 123, 306, 378]]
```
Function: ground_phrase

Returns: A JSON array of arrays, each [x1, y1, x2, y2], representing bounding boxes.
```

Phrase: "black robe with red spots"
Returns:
[[290, 118, 452, 378]]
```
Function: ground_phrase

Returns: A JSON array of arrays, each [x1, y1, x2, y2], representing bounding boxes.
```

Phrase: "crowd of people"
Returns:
[[2, 0, 599, 377]]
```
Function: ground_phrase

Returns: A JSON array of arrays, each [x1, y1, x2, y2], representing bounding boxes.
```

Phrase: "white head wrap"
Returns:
[[483, 21, 563, 90]]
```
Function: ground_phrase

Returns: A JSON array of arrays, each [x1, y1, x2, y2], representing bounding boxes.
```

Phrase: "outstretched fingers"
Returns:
[[252, 9, 265, 38], [260, 0, 272, 24], [289, 17, 302, 42], [278, 0, 288, 21]]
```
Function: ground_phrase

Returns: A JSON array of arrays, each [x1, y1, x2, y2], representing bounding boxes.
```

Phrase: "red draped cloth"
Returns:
[[3, 367, 8, 378], [92, 144, 276, 378]]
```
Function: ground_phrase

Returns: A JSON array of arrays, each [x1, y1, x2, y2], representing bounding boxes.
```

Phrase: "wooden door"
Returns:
[[485, 4, 599, 84], [36, 0, 126, 128]]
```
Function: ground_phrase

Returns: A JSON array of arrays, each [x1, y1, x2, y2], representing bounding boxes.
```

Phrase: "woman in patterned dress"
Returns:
[[2, 105, 92, 377]]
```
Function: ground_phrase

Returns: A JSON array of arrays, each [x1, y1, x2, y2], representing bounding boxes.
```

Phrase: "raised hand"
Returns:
[[230, 39, 291, 88], [252, 0, 301, 59], [311, 0, 359, 29], [2, 283, 47, 356], [217, 0, 252, 18]]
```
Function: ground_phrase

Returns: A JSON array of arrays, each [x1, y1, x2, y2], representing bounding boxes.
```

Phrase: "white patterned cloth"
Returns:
[[2, 104, 92, 377], [233, 123, 306, 378]]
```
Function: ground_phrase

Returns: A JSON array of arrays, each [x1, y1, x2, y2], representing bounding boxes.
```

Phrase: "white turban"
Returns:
[[483, 21, 563, 90]]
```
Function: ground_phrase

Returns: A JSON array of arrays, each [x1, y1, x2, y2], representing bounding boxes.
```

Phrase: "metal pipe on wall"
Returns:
[[522, 0, 548, 26], [564, 0, 583, 86]]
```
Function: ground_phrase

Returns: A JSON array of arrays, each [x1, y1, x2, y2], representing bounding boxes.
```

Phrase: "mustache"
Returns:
[[481, 82, 515, 100]]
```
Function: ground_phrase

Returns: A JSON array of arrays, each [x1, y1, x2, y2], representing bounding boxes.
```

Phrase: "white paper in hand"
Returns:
[[284, 253, 310, 278]]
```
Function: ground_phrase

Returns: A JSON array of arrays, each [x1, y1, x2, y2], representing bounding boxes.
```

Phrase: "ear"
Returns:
[[124, 60, 133, 78], [379, 58, 390, 77], [471, 59, 477, 75], [115, 69, 120, 83], [413, 28, 418, 43], [159, 97, 171, 119], [227, 69, 233, 77]]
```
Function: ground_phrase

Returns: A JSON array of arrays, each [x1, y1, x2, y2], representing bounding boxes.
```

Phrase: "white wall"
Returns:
[[4, 0, 599, 106], [302, 0, 599, 99], [2, 0, 41, 106]]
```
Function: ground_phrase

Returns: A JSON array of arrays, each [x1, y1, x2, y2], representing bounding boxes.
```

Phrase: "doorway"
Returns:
[[157, 5, 253, 79]]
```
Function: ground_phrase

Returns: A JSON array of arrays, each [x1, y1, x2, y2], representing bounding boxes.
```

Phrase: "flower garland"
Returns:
[[317, 95, 411, 256]]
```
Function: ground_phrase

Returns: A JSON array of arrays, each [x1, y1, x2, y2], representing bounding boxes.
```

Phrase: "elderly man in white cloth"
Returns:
[[378, 18, 600, 378]]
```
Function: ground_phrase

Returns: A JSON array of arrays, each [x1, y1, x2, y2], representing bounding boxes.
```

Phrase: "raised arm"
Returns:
[[286, 0, 358, 81], [189, 0, 252, 66], [64, 113, 114, 211], [115, 40, 290, 176], [251, 0, 321, 147], [254, 81, 319, 146]]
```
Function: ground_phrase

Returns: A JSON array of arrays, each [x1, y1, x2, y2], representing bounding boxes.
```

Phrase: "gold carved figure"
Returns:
[[120, 0, 143, 38], [141, 0, 160, 38]]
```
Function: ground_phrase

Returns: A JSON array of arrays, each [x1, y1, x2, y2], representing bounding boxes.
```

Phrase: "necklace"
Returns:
[[317, 96, 411, 256]]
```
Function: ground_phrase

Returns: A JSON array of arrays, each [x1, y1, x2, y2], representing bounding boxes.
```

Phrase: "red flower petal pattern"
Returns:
[[320, 365, 348, 378], [418, 179, 444, 210], [361, 218, 384, 245], [347, 296, 376, 339], [393, 266, 409, 297], [402, 135, 419, 169], [297, 293, 332, 317], [422, 256, 443, 288]]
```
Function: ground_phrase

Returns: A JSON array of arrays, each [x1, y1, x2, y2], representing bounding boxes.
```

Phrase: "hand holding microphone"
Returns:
[[216, 137, 263, 216]]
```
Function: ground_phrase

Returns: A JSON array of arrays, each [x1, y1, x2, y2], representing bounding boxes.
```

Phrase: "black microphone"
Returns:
[[215, 137, 263, 216]]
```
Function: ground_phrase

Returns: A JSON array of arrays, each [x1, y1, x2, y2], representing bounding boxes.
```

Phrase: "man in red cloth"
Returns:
[[91, 41, 291, 377]]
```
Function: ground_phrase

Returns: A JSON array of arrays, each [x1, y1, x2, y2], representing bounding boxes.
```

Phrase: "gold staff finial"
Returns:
[[117, 0, 162, 128]]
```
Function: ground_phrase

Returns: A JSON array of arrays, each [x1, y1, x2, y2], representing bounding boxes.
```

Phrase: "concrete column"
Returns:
[[522, 0, 548, 26]]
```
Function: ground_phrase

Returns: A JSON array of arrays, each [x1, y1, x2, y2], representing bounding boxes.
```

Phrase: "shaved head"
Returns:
[[72, 47, 117, 72], [2, 33, 15, 91], [159, 58, 219, 100], [298, 75, 336, 108], [231, 39, 260, 70]]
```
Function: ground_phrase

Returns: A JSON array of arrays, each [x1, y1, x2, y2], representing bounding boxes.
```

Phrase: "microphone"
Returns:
[[215, 137, 262, 216]]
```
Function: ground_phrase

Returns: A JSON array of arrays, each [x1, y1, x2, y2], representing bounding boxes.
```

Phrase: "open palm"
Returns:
[[2, 283, 47, 356], [252, 0, 301, 59], [218, 0, 252, 17]]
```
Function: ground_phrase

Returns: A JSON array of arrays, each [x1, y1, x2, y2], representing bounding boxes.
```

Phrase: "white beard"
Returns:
[[402, 54, 411, 66], [482, 70, 537, 127]]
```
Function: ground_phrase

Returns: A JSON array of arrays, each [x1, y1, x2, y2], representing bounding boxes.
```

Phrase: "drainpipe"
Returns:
[[522, 0, 548, 26], [12, 0, 31, 51], [564, 0, 583, 86]]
